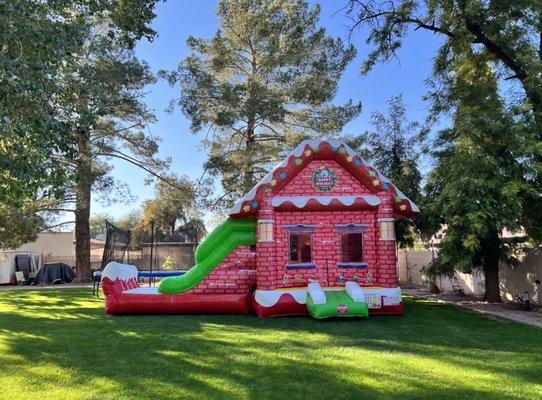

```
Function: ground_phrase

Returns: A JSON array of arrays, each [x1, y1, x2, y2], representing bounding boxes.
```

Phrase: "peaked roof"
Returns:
[[229, 139, 420, 218]]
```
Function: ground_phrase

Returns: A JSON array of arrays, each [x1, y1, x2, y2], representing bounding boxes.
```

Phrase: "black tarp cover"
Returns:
[[33, 263, 75, 285]]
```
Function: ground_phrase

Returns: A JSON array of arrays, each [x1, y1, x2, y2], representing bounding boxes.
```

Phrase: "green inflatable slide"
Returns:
[[158, 218, 256, 294]]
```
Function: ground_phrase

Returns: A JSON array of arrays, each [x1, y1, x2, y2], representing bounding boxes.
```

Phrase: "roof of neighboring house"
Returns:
[[229, 139, 420, 218]]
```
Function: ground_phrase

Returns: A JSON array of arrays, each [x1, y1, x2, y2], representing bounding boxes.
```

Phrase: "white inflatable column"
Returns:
[[345, 281, 366, 303], [307, 282, 326, 304]]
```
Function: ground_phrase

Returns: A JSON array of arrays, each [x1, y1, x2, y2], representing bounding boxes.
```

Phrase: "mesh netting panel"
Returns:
[[100, 221, 131, 269]]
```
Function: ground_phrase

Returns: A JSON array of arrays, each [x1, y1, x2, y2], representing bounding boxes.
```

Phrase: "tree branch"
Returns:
[[402, 18, 455, 38], [95, 151, 184, 190], [41, 221, 75, 231], [462, 19, 527, 81], [40, 208, 76, 213], [211, 190, 233, 211]]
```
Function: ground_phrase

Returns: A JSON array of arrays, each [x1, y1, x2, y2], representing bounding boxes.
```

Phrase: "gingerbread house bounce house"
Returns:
[[101, 140, 419, 318]]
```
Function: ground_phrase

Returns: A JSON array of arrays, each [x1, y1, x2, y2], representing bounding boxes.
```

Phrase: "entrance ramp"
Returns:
[[306, 282, 369, 319]]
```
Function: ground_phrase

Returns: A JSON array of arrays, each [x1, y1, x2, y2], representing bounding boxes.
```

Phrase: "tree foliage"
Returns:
[[1, 0, 86, 246], [142, 174, 198, 236], [163, 0, 362, 208], [89, 213, 113, 239], [1, 1, 166, 281], [115, 209, 143, 232], [53, 5, 165, 280], [346, 0, 541, 300], [0, 1, 162, 255], [364, 95, 424, 248], [345, 1, 542, 121], [0, 203, 44, 249], [345, 1, 542, 173], [424, 49, 530, 301]]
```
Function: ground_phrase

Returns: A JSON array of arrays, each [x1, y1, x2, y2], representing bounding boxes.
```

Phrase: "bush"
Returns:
[[161, 256, 180, 270]]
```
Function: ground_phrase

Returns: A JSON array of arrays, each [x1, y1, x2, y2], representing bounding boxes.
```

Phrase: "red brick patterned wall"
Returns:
[[190, 245, 256, 294], [273, 210, 379, 288], [269, 160, 398, 289], [375, 190, 398, 287], [276, 160, 373, 196]]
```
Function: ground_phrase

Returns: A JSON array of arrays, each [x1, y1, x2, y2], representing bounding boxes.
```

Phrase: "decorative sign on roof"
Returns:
[[312, 166, 337, 192]]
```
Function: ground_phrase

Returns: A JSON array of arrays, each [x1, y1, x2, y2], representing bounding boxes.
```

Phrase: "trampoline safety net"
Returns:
[[101, 221, 131, 269]]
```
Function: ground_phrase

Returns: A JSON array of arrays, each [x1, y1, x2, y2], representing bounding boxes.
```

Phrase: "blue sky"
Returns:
[[92, 0, 443, 219]]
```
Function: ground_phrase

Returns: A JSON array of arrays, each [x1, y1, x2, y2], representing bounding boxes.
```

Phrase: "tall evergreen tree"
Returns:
[[0, 0, 162, 247], [53, 8, 167, 281], [425, 50, 528, 302], [364, 95, 424, 248], [344, 0, 542, 238], [1, 0, 96, 247], [344, 0, 542, 134], [344, 1, 541, 294], [163, 0, 361, 208]]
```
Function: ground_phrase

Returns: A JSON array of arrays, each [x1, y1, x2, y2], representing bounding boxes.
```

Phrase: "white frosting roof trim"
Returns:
[[271, 195, 381, 208], [229, 139, 419, 215]]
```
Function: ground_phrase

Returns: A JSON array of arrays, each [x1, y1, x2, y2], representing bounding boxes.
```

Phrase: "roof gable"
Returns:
[[229, 139, 420, 218], [276, 159, 373, 196]]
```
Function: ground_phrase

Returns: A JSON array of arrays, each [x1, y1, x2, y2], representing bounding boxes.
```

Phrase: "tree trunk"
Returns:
[[243, 115, 256, 192], [242, 51, 258, 193], [75, 129, 92, 282], [483, 260, 501, 303]]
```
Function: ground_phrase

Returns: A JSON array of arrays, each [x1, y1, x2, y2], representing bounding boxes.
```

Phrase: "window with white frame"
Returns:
[[379, 218, 396, 241], [257, 220, 274, 243]]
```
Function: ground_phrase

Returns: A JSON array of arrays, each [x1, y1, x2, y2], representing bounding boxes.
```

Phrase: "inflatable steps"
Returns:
[[306, 281, 369, 319]]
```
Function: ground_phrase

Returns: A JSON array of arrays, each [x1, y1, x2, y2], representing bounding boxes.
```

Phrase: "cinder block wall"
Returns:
[[398, 249, 542, 304]]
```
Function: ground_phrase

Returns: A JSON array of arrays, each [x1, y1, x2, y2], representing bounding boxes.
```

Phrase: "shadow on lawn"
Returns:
[[0, 289, 541, 400]]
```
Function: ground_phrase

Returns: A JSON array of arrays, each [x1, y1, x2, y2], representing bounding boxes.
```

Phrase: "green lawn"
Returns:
[[0, 289, 541, 400]]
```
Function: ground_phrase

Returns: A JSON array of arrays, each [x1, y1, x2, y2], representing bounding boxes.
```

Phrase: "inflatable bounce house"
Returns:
[[102, 140, 419, 318]]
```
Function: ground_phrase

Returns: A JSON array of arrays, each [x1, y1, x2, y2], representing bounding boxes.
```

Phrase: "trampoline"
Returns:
[[137, 270, 186, 278], [94, 219, 192, 296]]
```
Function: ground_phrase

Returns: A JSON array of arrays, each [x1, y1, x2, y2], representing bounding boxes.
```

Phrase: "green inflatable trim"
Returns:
[[158, 218, 256, 294], [306, 290, 369, 319]]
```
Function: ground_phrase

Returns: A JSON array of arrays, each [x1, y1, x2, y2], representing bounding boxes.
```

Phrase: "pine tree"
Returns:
[[51, 6, 165, 281], [1, 1, 162, 256], [163, 0, 361, 208], [364, 95, 423, 248], [425, 51, 528, 302], [345, 1, 542, 135]]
